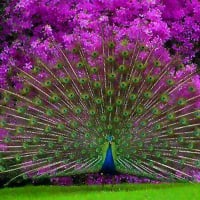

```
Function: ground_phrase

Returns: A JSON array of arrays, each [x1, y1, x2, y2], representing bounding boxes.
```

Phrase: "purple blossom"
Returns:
[[0, 0, 185, 87]]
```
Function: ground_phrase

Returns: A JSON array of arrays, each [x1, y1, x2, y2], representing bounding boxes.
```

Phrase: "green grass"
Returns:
[[0, 183, 200, 200]]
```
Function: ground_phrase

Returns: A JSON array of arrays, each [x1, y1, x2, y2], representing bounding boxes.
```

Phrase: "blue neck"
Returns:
[[100, 143, 116, 175]]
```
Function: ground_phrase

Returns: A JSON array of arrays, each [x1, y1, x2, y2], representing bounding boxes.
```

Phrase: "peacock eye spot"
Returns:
[[107, 56, 115, 63], [90, 67, 98, 73], [154, 60, 161, 67], [108, 72, 117, 79], [72, 48, 78, 53], [92, 51, 98, 58], [118, 64, 126, 72], [76, 62, 84, 68], [188, 86, 195, 92], [108, 42, 115, 49], [136, 62, 146, 70], [178, 63, 184, 70], [57, 63, 63, 69], [94, 81, 101, 88], [33, 66, 41, 73], [140, 45, 146, 50], [0, 120, 7, 127], [121, 50, 129, 58]]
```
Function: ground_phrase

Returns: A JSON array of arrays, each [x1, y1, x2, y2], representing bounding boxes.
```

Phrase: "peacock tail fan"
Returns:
[[0, 36, 200, 185]]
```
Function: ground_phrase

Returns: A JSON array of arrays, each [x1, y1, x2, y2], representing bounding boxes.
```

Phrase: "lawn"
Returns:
[[0, 183, 200, 200]]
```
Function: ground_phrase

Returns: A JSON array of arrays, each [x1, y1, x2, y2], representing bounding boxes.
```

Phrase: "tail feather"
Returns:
[[0, 37, 200, 184]]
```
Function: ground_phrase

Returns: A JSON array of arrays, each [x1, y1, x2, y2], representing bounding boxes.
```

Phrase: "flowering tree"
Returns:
[[0, 0, 199, 88], [162, 0, 200, 63]]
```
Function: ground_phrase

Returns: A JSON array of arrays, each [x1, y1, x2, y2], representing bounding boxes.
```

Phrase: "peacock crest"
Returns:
[[0, 36, 200, 184]]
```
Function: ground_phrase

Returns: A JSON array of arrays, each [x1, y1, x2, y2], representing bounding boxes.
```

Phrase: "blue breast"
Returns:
[[100, 143, 117, 175]]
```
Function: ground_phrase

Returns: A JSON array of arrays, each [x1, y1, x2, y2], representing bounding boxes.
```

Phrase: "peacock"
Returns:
[[0, 36, 200, 185]]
